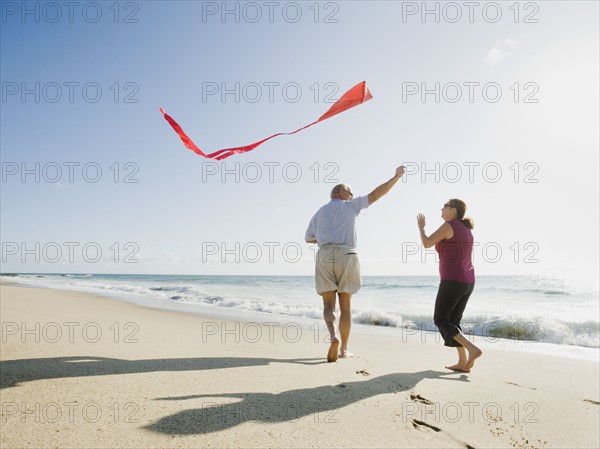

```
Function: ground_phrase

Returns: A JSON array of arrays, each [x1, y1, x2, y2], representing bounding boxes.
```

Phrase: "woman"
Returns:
[[417, 199, 482, 373]]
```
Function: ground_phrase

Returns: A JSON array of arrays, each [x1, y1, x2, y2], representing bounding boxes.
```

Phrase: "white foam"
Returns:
[[4, 274, 598, 357]]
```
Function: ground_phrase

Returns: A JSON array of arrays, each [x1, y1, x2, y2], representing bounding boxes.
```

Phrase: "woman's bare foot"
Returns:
[[452, 334, 482, 372], [327, 338, 340, 362], [464, 347, 482, 370], [445, 363, 470, 373]]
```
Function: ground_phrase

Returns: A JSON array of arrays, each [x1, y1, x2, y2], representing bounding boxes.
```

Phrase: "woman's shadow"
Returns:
[[145, 370, 468, 435]]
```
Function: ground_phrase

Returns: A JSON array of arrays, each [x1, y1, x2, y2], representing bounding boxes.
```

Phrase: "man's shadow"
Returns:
[[145, 370, 469, 435], [0, 356, 324, 389]]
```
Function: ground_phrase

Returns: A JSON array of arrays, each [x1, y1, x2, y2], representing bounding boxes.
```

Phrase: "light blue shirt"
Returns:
[[305, 196, 369, 248]]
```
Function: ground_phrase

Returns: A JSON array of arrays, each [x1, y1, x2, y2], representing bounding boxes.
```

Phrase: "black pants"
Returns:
[[433, 280, 475, 347]]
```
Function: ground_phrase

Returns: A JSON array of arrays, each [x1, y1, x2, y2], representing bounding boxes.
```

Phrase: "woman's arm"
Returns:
[[417, 214, 453, 248]]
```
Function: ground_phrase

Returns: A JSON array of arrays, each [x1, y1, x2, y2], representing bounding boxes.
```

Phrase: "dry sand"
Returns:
[[1, 282, 598, 448]]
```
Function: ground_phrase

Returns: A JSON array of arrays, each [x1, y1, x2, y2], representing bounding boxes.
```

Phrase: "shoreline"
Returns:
[[3, 278, 598, 362], [1, 282, 599, 448]]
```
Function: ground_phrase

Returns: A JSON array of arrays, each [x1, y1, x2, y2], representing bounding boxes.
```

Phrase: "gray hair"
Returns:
[[330, 183, 351, 199]]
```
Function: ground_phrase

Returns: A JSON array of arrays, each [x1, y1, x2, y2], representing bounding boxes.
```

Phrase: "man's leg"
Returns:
[[338, 292, 352, 357], [322, 290, 339, 362]]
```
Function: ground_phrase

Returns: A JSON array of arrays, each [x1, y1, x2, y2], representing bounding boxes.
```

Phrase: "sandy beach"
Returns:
[[1, 281, 598, 449]]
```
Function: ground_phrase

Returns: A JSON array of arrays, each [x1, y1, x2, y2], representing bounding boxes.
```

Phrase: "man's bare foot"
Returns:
[[327, 338, 340, 363], [445, 363, 470, 373], [339, 350, 355, 358], [464, 348, 482, 371]]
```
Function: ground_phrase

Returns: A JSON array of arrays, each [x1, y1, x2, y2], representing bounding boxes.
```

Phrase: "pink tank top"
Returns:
[[435, 219, 475, 283]]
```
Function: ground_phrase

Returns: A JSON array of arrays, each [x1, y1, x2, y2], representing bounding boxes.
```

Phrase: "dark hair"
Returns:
[[448, 198, 474, 229]]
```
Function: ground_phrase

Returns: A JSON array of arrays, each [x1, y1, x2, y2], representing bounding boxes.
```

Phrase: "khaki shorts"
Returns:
[[315, 244, 362, 294]]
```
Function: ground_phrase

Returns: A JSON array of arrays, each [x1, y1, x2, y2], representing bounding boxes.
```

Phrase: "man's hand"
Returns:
[[368, 165, 406, 205]]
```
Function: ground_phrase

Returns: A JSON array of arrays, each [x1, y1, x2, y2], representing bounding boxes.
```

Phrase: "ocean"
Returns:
[[3, 273, 599, 359]]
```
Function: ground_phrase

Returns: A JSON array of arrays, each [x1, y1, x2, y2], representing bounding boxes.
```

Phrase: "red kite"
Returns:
[[160, 81, 373, 160]]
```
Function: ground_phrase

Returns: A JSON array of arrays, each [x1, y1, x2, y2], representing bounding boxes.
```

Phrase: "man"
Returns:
[[305, 166, 405, 362]]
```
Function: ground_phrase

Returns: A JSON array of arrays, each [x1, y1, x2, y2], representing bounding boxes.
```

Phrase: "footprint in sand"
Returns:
[[412, 419, 441, 432], [409, 391, 433, 405], [486, 410, 547, 449], [509, 436, 547, 449], [505, 382, 537, 390], [411, 419, 476, 449]]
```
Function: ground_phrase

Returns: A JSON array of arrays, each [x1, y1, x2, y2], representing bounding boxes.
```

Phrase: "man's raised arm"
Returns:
[[367, 166, 405, 205]]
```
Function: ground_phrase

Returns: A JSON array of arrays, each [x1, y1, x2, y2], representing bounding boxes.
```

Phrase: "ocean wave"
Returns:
[[159, 289, 599, 348], [149, 286, 191, 293], [6, 274, 598, 348], [475, 286, 571, 296], [538, 289, 571, 296], [353, 309, 406, 327]]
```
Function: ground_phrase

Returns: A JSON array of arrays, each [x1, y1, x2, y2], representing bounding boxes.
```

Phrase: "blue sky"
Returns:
[[1, 1, 598, 286]]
